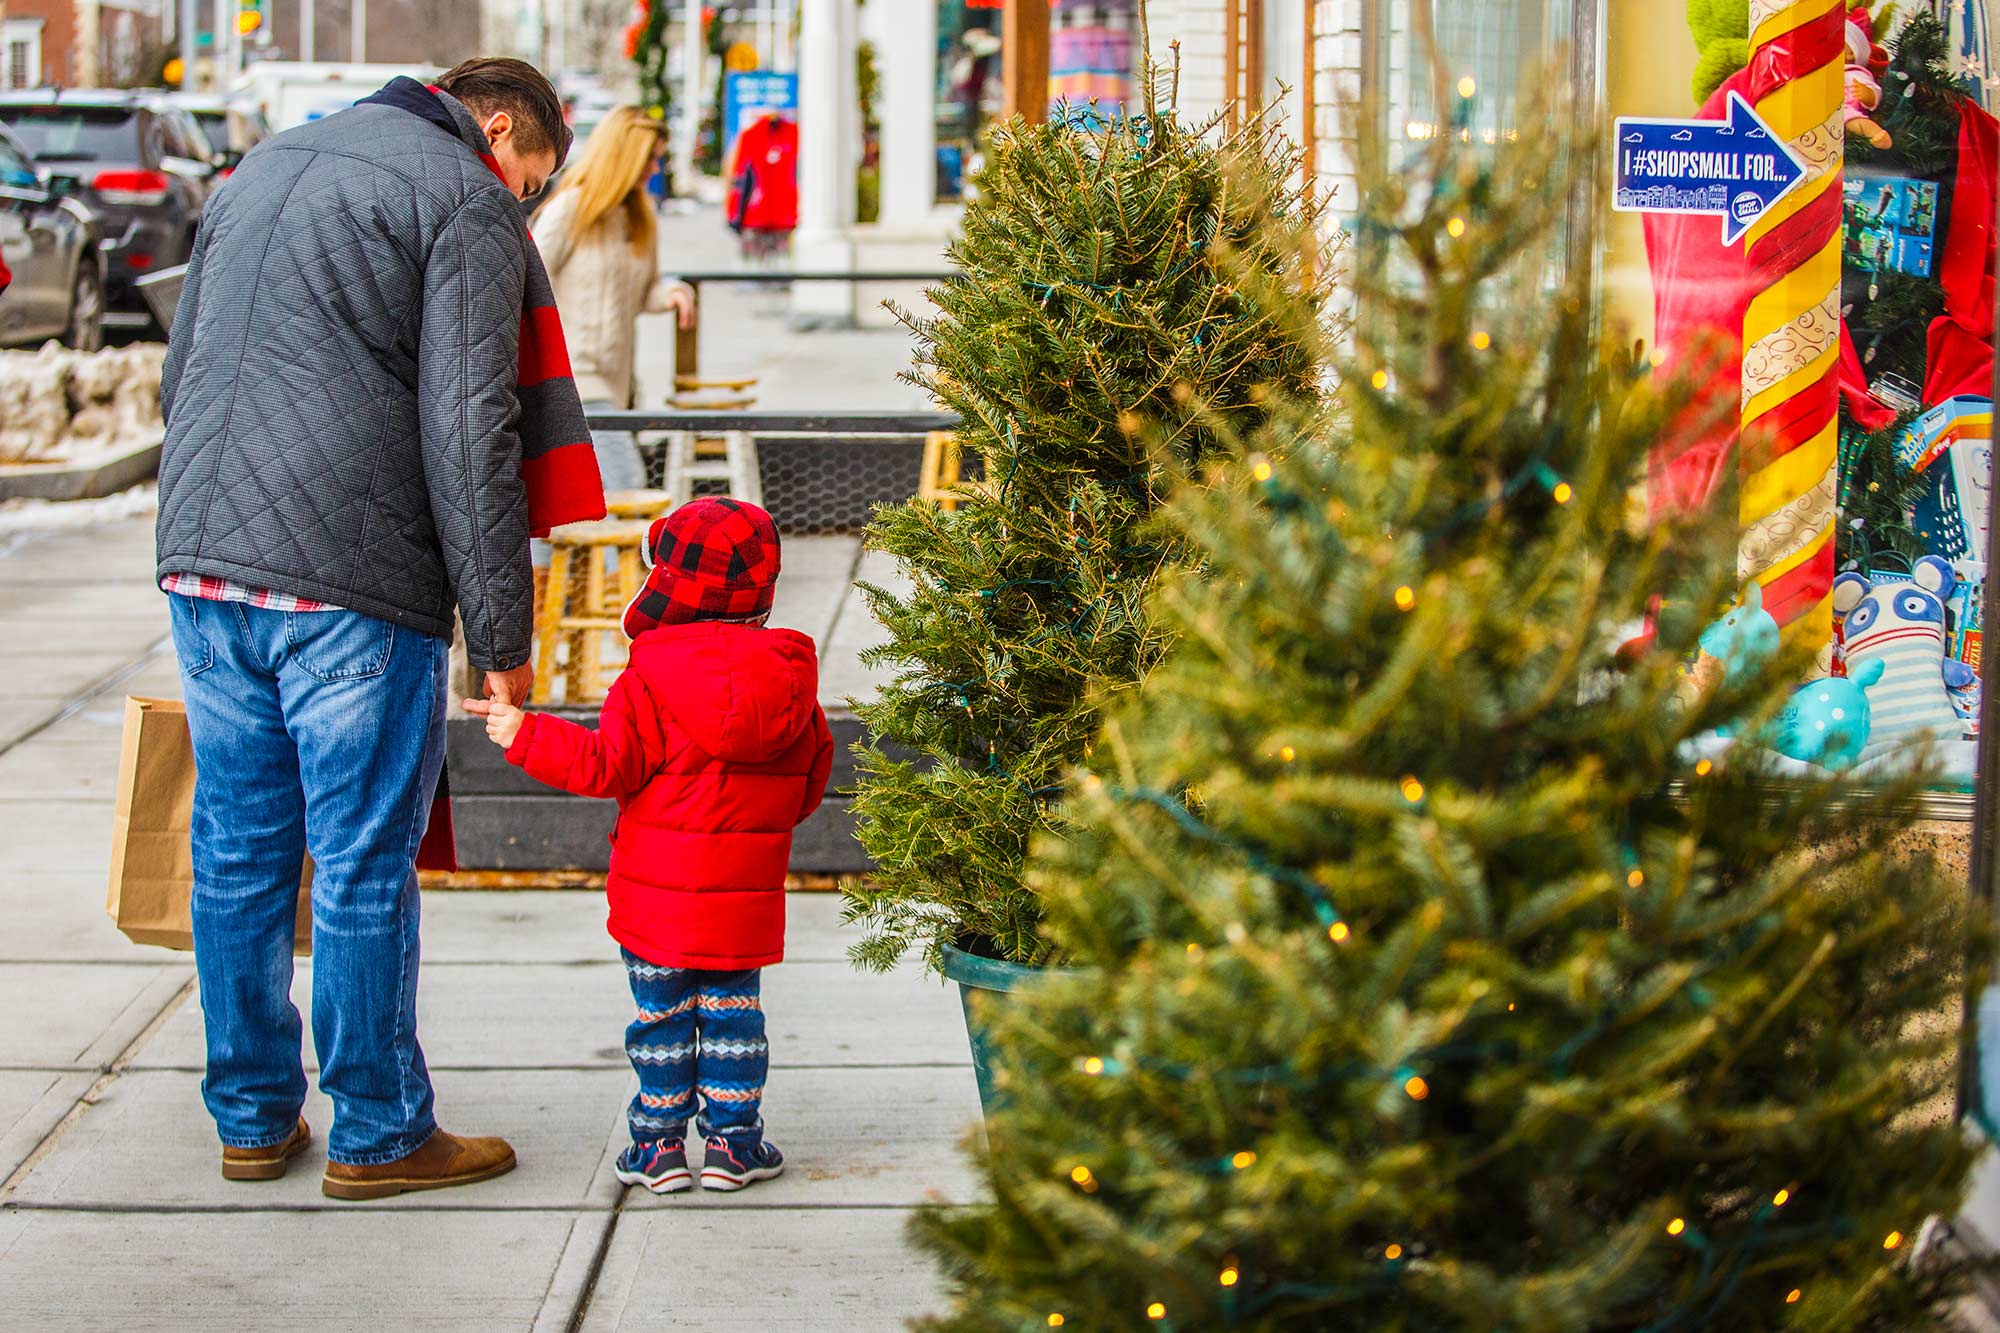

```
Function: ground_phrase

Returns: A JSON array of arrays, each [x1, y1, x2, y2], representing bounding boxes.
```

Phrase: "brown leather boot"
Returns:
[[321, 1129, 516, 1200], [220, 1118, 312, 1181]]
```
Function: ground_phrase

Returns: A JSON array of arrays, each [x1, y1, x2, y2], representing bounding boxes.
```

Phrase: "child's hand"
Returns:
[[461, 698, 526, 749]]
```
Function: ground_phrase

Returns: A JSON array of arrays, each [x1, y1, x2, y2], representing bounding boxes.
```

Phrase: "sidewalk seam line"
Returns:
[[0, 971, 195, 1203], [547, 1194, 627, 1332], [0, 632, 172, 763]]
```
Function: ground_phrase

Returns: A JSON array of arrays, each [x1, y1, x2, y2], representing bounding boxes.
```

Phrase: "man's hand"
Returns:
[[461, 698, 527, 749], [484, 666, 534, 708]]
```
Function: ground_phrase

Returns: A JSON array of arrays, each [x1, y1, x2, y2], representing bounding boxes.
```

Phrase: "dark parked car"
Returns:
[[149, 102, 227, 209], [161, 94, 270, 175], [0, 91, 210, 334], [0, 121, 103, 349]]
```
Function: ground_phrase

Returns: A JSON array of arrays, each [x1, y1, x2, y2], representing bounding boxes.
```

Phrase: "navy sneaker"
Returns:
[[615, 1138, 692, 1194], [700, 1136, 784, 1191]]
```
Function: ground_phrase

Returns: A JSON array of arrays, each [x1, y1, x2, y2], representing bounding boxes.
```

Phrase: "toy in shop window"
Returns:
[[725, 111, 798, 263], [1844, 171, 1941, 279]]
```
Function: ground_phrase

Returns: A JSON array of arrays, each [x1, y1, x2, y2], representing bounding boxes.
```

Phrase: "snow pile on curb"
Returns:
[[0, 343, 167, 466]]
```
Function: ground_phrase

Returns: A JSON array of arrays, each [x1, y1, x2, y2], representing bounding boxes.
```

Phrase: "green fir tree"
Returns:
[[1840, 11, 1978, 570], [630, 0, 676, 132], [844, 99, 1335, 972], [912, 98, 1986, 1331], [697, 9, 730, 177], [1836, 406, 1930, 572]]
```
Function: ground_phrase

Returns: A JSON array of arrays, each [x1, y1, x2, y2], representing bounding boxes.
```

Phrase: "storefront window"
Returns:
[[1052, 0, 1140, 126], [933, 0, 1143, 203], [1369, 0, 1572, 163], [1602, 0, 1998, 788], [936, 1, 1005, 201]]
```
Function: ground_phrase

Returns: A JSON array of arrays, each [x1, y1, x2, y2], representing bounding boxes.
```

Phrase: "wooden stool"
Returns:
[[532, 519, 652, 705], [662, 377, 762, 505], [664, 429, 762, 505], [918, 430, 970, 511], [604, 488, 675, 520]]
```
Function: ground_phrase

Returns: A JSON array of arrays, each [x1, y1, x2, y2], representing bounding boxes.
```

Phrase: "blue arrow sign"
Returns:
[[1613, 93, 1809, 246]]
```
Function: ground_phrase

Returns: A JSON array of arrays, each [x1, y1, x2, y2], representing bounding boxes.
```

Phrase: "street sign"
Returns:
[[722, 72, 797, 172], [1612, 92, 1809, 246]]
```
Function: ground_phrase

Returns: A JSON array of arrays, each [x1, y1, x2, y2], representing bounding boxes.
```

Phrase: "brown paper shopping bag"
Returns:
[[106, 697, 313, 954]]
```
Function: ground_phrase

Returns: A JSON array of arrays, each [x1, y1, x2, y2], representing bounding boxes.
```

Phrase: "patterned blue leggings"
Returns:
[[622, 948, 768, 1147]]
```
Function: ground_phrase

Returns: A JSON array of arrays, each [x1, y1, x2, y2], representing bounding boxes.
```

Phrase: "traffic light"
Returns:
[[237, 0, 263, 35]]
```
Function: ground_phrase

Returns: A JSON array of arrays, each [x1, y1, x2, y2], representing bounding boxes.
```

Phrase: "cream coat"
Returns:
[[530, 190, 686, 409]]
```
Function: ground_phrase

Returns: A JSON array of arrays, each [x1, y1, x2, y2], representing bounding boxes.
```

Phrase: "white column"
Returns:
[[300, 0, 313, 62], [876, 0, 935, 229], [179, 0, 197, 81], [75, 0, 100, 87], [514, 0, 544, 65], [351, 0, 365, 62], [677, 0, 703, 189], [789, 0, 856, 328]]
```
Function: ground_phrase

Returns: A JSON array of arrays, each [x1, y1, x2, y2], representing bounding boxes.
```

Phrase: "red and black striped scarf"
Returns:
[[470, 141, 607, 536]]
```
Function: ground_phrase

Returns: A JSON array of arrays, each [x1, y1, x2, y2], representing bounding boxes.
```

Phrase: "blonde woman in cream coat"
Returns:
[[530, 107, 696, 494]]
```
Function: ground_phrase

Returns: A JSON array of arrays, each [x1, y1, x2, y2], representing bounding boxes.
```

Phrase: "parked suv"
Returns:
[[0, 91, 211, 334], [149, 102, 227, 209], [0, 121, 104, 349], [159, 94, 270, 176]]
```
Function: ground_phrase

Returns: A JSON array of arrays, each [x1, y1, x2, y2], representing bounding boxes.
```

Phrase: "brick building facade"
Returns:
[[3, 0, 168, 89]]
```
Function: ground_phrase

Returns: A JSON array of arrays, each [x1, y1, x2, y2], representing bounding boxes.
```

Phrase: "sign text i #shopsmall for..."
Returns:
[[1612, 93, 1809, 246]]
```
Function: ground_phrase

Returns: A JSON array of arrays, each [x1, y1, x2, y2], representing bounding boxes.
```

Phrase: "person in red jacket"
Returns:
[[465, 498, 833, 1193]]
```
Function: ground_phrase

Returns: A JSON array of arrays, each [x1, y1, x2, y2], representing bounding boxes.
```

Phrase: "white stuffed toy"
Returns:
[[1836, 557, 1978, 771]]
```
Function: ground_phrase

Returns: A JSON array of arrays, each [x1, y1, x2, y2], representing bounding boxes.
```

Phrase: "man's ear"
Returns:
[[483, 110, 513, 144]]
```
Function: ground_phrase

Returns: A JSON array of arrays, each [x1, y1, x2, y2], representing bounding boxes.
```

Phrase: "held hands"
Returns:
[[462, 698, 527, 749], [465, 664, 533, 748], [484, 666, 534, 708]]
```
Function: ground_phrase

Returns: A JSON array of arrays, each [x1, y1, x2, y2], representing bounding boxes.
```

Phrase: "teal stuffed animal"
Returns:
[[1695, 581, 1884, 770], [1697, 579, 1782, 685], [1769, 658, 1886, 770]]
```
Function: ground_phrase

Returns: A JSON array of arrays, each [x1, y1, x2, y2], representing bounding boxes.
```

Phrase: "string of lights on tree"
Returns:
[[992, 77, 1935, 1329]]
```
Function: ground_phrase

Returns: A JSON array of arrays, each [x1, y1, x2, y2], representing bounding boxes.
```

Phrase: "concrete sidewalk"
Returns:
[[0, 223, 977, 1328], [0, 506, 976, 1331]]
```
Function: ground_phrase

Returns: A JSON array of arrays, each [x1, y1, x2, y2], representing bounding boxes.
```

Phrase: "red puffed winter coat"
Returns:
[[505, 621, 834, 970]]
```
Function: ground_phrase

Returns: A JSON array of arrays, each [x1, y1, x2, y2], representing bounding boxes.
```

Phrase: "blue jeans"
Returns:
[[622, 949, 768, 1147], [169, 595, 448, 1165]]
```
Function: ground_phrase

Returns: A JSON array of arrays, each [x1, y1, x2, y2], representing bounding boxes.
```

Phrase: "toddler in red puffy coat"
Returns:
[[466, 498, 833, 1194]]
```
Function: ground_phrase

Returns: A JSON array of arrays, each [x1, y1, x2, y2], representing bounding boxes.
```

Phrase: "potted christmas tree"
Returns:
[[906, 92, 1990, 1330], [844, 87, 1333, 1115]]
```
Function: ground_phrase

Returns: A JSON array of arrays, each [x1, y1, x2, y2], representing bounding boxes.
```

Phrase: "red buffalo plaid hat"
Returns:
[[623, 498, 782, 639]]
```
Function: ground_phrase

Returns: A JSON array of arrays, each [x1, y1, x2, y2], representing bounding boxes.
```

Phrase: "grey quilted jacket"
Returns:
[[157, 88, 534, 671]]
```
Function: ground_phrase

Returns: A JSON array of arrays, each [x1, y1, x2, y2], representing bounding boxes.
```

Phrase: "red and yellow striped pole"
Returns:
[[1737, 0, 1847, 655]]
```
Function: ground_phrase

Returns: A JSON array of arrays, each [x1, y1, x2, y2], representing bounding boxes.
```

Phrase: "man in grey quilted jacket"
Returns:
[[154, 59, 574, 1199]]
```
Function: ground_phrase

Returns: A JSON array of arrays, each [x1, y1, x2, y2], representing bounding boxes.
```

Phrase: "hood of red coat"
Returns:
[[628, 621, 821, 763]]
